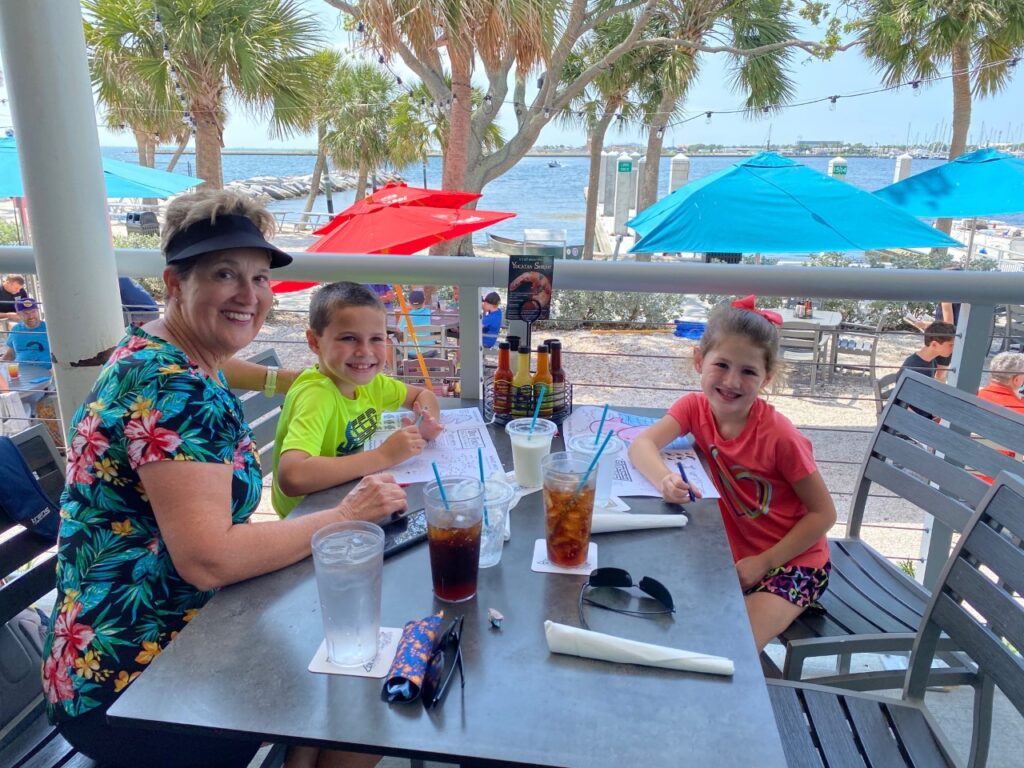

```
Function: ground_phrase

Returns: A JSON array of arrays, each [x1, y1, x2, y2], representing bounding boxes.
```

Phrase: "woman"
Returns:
[[41, 190, 407, 767]]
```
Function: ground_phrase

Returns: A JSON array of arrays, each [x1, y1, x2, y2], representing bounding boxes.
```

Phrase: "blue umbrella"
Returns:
[[629, 152, 960, 254], [873, 148, 1024, 218], [0, 137, 197, 198]]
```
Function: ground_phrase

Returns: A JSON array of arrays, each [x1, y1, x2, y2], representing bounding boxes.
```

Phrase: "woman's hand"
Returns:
[[334, 474, 407, 522], [735, 554, 772, 591], [380, 425, 426, 465], [659, 473, 693, 505]]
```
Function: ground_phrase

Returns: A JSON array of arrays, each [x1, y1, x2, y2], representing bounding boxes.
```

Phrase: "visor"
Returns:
[[164, 214, 292, 268]]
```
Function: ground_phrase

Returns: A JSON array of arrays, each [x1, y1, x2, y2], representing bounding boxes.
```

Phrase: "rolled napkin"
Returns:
[[544, 620, 733, 677], [590, 513, 687, 534]]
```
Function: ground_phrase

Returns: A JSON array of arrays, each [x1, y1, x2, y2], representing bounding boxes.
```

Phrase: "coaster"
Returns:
[[505, 471, 543, 497], [593, 496, 631, 514], [530, 539, 598, 575], [308, 627, 402, 678]]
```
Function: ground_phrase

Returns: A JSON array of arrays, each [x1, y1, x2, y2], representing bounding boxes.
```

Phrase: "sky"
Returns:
[[7, 1, 1023, 150]]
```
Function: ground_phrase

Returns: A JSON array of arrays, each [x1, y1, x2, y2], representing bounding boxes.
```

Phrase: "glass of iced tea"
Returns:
[[541, 452, 597, 567], [424, 476, 484, 602]]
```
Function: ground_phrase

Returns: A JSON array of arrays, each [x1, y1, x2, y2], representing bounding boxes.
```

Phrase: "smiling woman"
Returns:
[[40, 191, 409, 768]]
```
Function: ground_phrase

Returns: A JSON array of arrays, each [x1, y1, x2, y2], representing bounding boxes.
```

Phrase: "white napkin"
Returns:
[[544, 620, 733, 677], [590, 513, 687, 534]]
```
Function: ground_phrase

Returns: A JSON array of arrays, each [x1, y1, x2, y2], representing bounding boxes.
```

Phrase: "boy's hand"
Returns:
[[660, 473, 695, 505], [335, 474, 407, 521], [415, 410, 444, 441], [380, 425, 427, 465]]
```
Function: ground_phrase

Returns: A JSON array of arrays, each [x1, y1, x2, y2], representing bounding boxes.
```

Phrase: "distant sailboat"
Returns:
[[548, 160, 561, 168]]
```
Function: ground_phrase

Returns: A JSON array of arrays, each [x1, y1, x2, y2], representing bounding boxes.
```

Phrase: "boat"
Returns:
[[547, 160, 561, 168], [487, 232, 584, 259]]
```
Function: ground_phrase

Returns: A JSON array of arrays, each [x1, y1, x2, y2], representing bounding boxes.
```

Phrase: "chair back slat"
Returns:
[[906, 472, 1024, 714], [0, 552, 57, 627], [230, 350, 284, 477]]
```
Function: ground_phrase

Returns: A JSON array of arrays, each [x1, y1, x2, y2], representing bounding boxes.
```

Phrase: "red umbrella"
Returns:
[[312, 182, 482, 236]]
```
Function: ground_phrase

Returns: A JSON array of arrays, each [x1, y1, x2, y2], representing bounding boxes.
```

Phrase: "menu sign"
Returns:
[[506, 252, 554, 323]]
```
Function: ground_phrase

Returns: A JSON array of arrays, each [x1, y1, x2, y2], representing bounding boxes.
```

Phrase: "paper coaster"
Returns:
[[530, 539, 598, 575], [593, 496, 631, 514], [308, 627, 402, 678], [505, 471, 543, 497]]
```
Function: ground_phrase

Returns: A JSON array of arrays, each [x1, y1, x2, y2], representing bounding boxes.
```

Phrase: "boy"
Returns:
[[481, 291, 502, 349], [397, 289, 437, 358], [900, 321, 955, 383], [272, 282, 444, 519]]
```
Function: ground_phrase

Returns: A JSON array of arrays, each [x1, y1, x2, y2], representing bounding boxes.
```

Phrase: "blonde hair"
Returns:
[[161, 189, 276, 253], [699, 301, 781, 375], [989, 352, 1024, 386]]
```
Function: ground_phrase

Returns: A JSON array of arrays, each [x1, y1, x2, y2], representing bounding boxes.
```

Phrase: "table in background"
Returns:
[[0, 364, 52, 412], [108, 404, 786, 768], [776, 308, 843, 383]]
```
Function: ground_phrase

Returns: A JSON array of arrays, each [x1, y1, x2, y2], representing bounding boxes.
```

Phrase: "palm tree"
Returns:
[[857, 0, 1024, 237], [84, 0, 324, 188]]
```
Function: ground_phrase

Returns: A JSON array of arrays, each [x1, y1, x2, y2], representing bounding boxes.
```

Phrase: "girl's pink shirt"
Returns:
[[668, 394, 830, 569]]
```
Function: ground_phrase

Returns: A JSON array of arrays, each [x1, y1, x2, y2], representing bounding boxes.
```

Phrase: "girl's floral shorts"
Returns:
[[745, 562, 831, 611]]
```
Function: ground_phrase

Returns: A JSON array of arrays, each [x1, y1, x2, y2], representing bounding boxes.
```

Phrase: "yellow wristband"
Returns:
[[263, 366, 279, 398]]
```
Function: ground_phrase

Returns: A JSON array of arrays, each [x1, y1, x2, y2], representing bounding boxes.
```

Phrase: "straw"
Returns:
[[575, 430, 614, 496], [431, 462, 450, 511], [529, 384, 547, 434], [477, 447, 490, 526], [594, 404, 609, 446]]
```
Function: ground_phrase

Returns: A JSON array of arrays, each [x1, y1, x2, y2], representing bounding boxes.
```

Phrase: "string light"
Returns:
[[356, 20, 365, 33], [514, 102, 522, 116], [911, 80, 922, 97], [828, 95, 838, 111], [761, 105, 771, 113], [153, 14, 163, 35], [543, 107, 550, 118], [705, 111, 712, 124], [655, 126, 664, 139]]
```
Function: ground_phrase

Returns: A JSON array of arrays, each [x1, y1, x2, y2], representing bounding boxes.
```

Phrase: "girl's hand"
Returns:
[[335, 474, 407, 521], [381, 425, 426, 465], [413, 404, 444, 441], [735, 554, 772, 591], [660, 473, 692, 505]]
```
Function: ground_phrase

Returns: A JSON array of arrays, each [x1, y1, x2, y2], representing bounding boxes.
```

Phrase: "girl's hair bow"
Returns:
[[730, 295, 783, 326]]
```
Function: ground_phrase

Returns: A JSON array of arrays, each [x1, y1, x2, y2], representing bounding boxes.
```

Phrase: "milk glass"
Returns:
[[505, 418, 557, 488]]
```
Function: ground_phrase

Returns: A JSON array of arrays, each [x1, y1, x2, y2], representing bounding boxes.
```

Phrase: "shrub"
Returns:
[[538, 290, 686, 330]]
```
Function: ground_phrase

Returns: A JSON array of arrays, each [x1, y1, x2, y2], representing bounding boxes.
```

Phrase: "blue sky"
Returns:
[[72, 2, 1023, 150]]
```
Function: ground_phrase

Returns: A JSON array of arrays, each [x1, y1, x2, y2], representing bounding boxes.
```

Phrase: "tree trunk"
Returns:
[[583, 109, 617, 260], [354, 157, 368, 201], [192, 86, 224, 189], [932, 40, 973, 254], [639, 88, 677, 212], [166, 136, 189, 173], [302, 127, 327, 224]]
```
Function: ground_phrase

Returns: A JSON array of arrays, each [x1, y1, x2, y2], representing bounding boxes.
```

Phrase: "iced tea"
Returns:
[[541, 452, 597, 567], [427, 521, 482, 602]]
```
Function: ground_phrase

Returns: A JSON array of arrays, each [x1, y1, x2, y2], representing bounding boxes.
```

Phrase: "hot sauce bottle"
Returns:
[[510, 344, 533, 417], [545, 339, 566, 417], [532, 344, 554, 418], [493, 341, 513, 417]]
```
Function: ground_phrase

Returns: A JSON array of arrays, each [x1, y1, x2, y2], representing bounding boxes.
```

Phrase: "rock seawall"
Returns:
[[225, 171, 403, 201]]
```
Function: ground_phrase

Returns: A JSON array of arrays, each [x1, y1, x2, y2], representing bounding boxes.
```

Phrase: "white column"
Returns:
[[597, 151, 608, 206], [827, 156, 848, 181], [634, 156, 647, 210], [613, 153, 633, 236], [601, 152, 616, 216], [628, 152, 641, 212], [669, 153, 690, 192], [0, 0, 125, 425], [893, 153, 913, 183]]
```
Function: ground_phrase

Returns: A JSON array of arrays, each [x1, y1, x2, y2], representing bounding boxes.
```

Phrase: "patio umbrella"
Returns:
[[873, 148, 1024, 218], [312, 181, 481, 236], [0, 138, 197, 198], [628, 152, 961, 254]]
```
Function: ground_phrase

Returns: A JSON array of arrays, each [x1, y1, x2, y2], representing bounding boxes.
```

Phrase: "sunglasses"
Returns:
[[421, 615, 465, 709], [578, 567, 675, 630]]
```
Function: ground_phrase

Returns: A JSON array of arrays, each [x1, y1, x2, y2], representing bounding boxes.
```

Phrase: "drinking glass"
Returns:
[[505, 418, 557, 488], [541, 452, 596, 567], [424, 476, 484, 602], [478, 479, 516, 568], [567, 433, 624, 507]]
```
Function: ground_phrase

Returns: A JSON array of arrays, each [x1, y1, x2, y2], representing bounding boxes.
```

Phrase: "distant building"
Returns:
[[796, 140, 843, 149]]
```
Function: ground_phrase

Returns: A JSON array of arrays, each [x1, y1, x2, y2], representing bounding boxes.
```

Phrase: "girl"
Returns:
[[629, 296, 836, 651]]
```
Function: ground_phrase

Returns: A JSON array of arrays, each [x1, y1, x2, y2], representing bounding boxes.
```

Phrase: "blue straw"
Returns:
[[676, 461, 696, 503], [529, 384, 547, 433], [431, 462, 450, 512], [594, 404, 609, 446], [414, 412, 424, 427], [576, 430, 614, 495], [477, 448, 490, 526]]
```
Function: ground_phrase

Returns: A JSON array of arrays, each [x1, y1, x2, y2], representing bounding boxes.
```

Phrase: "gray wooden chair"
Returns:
[[873, 370, 900, 415], [779, 321, 829, 393], [777, 371, 1024, 689], [830, 316, 883, 381], [769, 470, 1024, 768], [230, 349, 285, 484]]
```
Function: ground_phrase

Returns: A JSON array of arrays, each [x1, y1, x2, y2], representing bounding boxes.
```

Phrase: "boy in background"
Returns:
[[272, 282, 443, 519], [899, 321, 955, 383], [396, 289, 438, 358], [481, 291, 502, 349]]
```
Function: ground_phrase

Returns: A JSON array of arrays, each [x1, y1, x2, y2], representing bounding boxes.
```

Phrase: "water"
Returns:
[[101, 147, 1024, 247]]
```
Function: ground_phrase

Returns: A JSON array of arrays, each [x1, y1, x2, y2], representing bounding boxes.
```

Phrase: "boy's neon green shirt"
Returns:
[[271, 365, 407, 518]]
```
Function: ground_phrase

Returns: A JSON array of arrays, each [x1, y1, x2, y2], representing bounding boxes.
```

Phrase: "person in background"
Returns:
[[396, 288, 438, 358], [41, 190, 407, 768], [481, 290, 502, 349], [118, 276, 161, 326], [3, 296, 51, 370], [628, 297, 836, 652], [899, 321, 955, 384], [977, 352, 1024, 414], [368, 283, 395, 312], [0, 273, 28, 322], [272, 281, 443, 520]]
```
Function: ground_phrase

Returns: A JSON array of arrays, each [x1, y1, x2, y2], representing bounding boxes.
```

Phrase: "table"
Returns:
[[0, 363, 52, 414], [775, 307, 842, 329], [108, 404, 786, 768]]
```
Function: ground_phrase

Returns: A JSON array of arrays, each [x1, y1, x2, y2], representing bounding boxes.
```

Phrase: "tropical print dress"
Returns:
[[42, 327, 261, 723]]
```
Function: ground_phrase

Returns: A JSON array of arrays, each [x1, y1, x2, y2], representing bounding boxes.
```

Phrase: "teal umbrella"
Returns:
[[629, 152, 960, 254], [0, 137, 197, 198], [873, 148, 1024, 217]]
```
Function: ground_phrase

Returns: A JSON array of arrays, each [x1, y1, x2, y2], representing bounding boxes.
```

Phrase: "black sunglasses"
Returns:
[[421, 615, 465, 709], [578, 567, 675, 630]]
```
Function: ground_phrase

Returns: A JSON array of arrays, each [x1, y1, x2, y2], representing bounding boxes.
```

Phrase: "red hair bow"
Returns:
[[730, 295, 783, 326]]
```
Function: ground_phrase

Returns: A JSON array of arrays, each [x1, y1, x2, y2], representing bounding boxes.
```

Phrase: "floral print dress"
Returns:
[[42, 327, 261, 723]]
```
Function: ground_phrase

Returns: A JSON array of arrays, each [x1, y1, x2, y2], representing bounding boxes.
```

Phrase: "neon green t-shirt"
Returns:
[[271, 365, 407, 518]]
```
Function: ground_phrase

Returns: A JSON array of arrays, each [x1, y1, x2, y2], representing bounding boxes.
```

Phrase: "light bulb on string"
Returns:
[[153, 14, 163, 35], [378, 54, 385, 64], [911, 80, 922, 97], [543, 107, 550, 119], [829, 95, 838, 112], [162, 43, 171, 61], [396, 76, 402, 86], [514, 102, 522, 116], [761, 105, 771, 113], [356, 20, 365, 33], [537, 76, 544, 89], [655, 126, 664, 139], [705, 111, 712, 124]]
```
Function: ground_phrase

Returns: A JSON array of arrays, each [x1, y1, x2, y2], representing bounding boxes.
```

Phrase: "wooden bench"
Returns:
[[769, 470, 1024, 768], [0, 424, 99, 768], [776, 370, 1024, 689]]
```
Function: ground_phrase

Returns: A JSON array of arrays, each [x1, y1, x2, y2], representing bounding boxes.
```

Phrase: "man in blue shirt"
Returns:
[[3, 296, 51, 369], [118, 277, 160, 326], [481, 291, 503, 349]]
